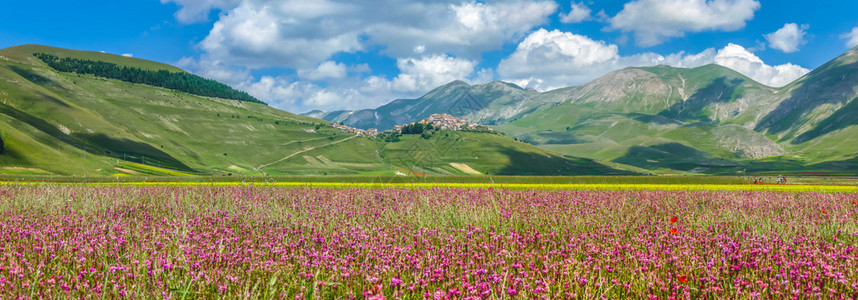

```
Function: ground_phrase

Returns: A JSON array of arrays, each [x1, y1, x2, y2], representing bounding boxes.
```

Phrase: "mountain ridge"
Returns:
[[0, 44, 629, 176], [307, 46, 858, 174]]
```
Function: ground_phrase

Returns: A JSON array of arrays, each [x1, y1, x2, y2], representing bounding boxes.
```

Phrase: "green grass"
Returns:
[[0, 45, 629, 177], [493, 63, 858, 175], [117, 162, 196, 176], [0, 45, 185, 72], [378, 131, 632, 176], [0, 174, 754, 185]]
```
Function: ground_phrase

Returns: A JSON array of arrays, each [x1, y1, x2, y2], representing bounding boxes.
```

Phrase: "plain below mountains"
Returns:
[[0, 45, 630, 176], [309, 46, 858, 175]]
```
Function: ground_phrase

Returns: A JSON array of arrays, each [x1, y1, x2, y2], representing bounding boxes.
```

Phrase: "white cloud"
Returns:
[[226, 54, 483, 112], [713, 43, 809, 87], [609, 0, 760, 46], [559, 2, 591, 23], [765, 23, 809, 53], [121, 53, 133, 57], [166, 0, 809, 113], [391, 54, 476, 92], [243, 76, 310, 108], [176, 55, 250, 85], [363, 1, 557, 58], [198, 1, 363, 69], [843, 27, 858, 48], [498, 29, 807, 90], [167, 0, 559, 112], [297, 61, 347, 81], [473, 68, 496, 85], [192, 0, 556, 70], [241, 76, 362, 111], [497, 28, 622, 90], [160, 0, 242, 23]]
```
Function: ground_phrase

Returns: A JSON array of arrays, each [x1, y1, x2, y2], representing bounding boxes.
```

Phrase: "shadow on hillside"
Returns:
[[658, 77, 744, 122], [521, 131, 583, 145], [0, 103, 194, 172], [805, 156, 858, 175], [0, 103, 80, 147], [71, 133, 195, 172], [8, 65, 67, 93], [629, 113, 682, 125], [494, 146, 635, 176], [612, 143, 739, 172], [755, 60, 858, 139], [0, 144, 28, 162], [792, 96, 858, 143]]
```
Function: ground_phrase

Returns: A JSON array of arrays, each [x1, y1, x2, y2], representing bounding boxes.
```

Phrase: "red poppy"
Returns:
[[853, 200, 857, 205], [669, 216, 678, 223], [670, 228, 678, 234], [678, 276, 688, 283], [822, 210, 827, 214]]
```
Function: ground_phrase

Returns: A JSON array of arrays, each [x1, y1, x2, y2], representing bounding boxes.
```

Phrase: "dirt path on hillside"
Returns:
[[258, 135, 357, 169], [449, 163, 482, 175]]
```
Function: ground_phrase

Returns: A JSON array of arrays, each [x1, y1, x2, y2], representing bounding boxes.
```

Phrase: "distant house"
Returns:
[[337, 113, 490, 136], [366, 128, 379, 137]]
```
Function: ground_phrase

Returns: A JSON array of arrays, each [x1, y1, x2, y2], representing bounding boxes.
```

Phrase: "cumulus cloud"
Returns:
[[176, 55, 250, 86], [765, 23, 809, 53], [843, 27, 858, 48], [166, 0, 809, 113], [160, 0, 241, 23], [497, 28, 622, 90], [165, 0, 558, 112], [193, 0, 556, 69], [219, 54, 484, 112], [121, 53, 133, 57], [498, 29, 808, 90], [297, 61, 347, 81], [559, 2, 591, 23], [238, 76, 368, 112], [198, 1, 363, 69], [609, 0, 760, 46], [713, 43, 809, 86], [497, 29, 720, 90], [391, 54, 477, 92]]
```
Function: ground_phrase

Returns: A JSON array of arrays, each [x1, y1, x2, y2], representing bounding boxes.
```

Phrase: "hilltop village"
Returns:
[[332, 113, 491, 137]]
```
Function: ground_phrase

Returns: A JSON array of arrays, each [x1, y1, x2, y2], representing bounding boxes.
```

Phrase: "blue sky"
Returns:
[[2, 1, 857, 113]]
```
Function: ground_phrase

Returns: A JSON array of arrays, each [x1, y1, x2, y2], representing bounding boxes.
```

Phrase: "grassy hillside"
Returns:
[[2, 45, 185, 72], [309, 80, 549, 130], [0, 45, 629, 176], [378, 132, 633, 176], [32, 53, 261, 103], [308, 54, 858, 175]]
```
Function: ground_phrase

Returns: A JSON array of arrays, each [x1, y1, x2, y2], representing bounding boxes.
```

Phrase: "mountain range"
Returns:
[[308, 46, 858, 175], [2, 44, 857, 177], [0, 45, 629, 177]]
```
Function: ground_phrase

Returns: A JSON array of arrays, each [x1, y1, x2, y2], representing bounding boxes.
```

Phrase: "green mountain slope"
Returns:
[[308, 80, 559, 130], [307, 46, 858, 175], [755, 46, 858, 143], [498, 64, 785, 172], [0, 45, 629, 176], [3, 45, 186, 72]]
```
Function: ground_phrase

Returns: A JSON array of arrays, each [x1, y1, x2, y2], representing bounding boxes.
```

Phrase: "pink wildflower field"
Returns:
[[0, 185, 857, 299]]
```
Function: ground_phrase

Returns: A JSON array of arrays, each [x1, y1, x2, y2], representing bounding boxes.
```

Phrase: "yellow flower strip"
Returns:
[[3, 181, 857, 192]]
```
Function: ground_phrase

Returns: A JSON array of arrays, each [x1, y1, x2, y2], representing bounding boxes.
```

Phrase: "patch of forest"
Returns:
[[33, 53, 264, 104]]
